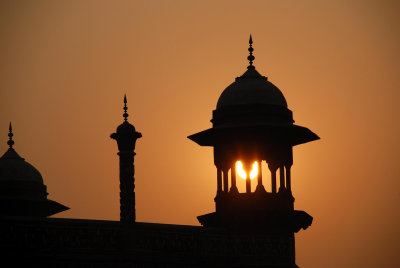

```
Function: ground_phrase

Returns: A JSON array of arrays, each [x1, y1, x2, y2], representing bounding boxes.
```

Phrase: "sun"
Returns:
[[236, 161, 258, 179]]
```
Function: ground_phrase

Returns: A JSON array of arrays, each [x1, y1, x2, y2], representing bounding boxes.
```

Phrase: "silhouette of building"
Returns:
[[0, 37, 318, 267], [0, 123, 68, 218]]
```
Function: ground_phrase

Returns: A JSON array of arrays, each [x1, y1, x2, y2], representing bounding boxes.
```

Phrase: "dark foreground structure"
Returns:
[[1, 218, 295, 267], [0, 37, 318, 267]]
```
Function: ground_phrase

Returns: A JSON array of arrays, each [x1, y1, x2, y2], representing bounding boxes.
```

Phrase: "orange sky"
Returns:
[[1, 0, 399, 267]]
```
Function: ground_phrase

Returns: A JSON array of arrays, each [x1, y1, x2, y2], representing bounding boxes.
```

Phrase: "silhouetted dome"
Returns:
[[189, 37, 319, 149], [117, 121, 136, 133], [217, 68, 287, 109], [0, 123, 69, 217], [0, 148, 43, 184]]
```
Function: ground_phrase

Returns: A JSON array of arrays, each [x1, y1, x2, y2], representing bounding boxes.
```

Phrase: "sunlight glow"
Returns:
[[236, 161, 258, 180], [250, 161, 258, 179]]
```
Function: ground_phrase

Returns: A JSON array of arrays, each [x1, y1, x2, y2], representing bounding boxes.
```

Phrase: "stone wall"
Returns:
[[0, 217, 296, 267]]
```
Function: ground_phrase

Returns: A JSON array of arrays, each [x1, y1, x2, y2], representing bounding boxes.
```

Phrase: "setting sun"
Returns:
[[236, 161, 258, 179], [0, 1, 397, 267]]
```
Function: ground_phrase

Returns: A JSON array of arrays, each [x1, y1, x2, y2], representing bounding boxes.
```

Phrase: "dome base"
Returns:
[[0, 198, 69, 218]]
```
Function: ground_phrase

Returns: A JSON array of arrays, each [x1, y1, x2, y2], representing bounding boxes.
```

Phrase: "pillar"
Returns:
[[230, 164, 238, 193], [223, 169, 229, 192], [256, 160, 265, 192], [269, 164, 277, 193], [279, 166, 285, 192], [285, 164, 292, 192], [217, 168, 222, 193], [118, 151, 136, 222], [246, 176, 251, 193]]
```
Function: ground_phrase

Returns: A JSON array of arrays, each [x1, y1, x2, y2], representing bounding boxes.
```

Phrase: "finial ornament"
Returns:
[[123, 94, 128, 121], [247, 34, 255, 70], [7, 122, 14, 148]]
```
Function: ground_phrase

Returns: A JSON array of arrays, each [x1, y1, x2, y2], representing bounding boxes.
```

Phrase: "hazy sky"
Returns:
[[0, 0, 399, 267]]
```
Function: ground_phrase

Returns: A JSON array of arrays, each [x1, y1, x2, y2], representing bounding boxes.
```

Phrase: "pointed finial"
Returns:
[[247, 34, 255, 70], [123, 94, 129, 121], [7, 122, 14, 148]]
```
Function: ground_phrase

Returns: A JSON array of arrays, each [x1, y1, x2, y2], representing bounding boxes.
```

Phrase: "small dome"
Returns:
[[0, 148, 43, 184], [217, 68, 287, 109], [0, 123, 69, 217], [117, 120, 136, 133]]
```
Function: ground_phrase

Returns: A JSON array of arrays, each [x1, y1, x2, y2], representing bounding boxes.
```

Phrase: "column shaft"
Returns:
[[255, 160, 266, 192], [223, 170, 229, 192], [246, 174, 251, 193], [279, 166, 285, 191], [118, 151, 135, 223], [257, 161, 262, 187], [217, 168, 222, 193], [285, 165, 292, 192], [269, 164, 277, 193], [230, 165, 238, 193], [272, 172, 276, 193]]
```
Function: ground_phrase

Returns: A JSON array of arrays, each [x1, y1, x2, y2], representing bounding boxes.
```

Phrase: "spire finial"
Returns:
[[7, 122, 14, 148], [123, 94, 128, 121], [247, 34, 255, 70]]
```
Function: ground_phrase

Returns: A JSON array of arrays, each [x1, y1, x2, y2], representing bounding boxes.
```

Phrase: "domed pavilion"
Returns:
[[0, 123, 68, 217], [189, 36, 319, 231]]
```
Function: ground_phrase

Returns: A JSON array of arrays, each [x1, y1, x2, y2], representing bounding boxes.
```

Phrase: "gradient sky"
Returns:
[[1, 0, 399, 267]]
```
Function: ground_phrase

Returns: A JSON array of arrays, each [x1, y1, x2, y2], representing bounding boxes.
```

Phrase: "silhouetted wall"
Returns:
[[1, 217, 297, 267]]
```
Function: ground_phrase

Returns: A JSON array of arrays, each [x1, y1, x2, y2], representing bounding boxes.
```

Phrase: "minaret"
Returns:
[[111, 95, 142, 223]]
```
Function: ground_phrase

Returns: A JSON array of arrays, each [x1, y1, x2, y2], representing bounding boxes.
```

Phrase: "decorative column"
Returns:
[[230, 163, 238, 194], [217, 168, 222, 194], [223, 169, 229, 192], [230, 163, 239, 194], [246, 176, 251, 193], [245, 162, 251, 193], [285, 149, 293, 194], [279, 166, 285, 192], [111, 95, 142, 223], [118, 151, 135, 222], [269, 164, 277, 193], [285, 164, 292, 192], [255, 160, 265, 192]]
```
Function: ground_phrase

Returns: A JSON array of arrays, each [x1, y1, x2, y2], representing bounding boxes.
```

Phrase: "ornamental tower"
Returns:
[[189, 36, 318, 235], [111, 95, 142, 223]]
